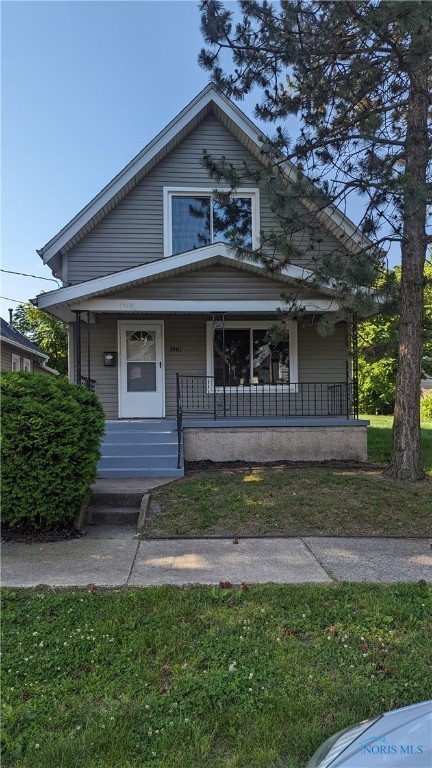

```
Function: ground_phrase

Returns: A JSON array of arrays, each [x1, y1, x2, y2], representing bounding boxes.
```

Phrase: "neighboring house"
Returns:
[[34, 85, 372, 478], [0, 316, 58, 376]]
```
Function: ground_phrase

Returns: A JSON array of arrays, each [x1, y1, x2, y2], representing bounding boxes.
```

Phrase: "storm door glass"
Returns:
[[126, 330, 156, 392]]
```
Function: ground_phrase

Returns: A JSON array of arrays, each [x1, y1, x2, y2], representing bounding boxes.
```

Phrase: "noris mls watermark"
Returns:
[[360, 735, 424, 758]]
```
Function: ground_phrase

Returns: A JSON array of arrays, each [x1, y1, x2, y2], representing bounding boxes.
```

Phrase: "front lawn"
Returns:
[[143, 415, 431, 538], [146, 467, 431, 537], [364, 414, 432, 472], [2, 584, 431, 768]]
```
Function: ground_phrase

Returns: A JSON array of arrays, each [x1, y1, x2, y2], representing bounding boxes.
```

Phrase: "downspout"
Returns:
[[74, 310, 82, 384], [87, 311, 91, 389]]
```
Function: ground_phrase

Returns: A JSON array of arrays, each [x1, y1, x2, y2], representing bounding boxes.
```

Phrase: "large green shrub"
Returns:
[[358, 356, 397, 414], [358, 264, 432, 415], [420, 392, 432, 420], [1, 373, 105, 531]]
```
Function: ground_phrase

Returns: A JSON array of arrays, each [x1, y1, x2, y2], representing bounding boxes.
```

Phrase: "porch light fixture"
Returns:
[[104, 352, 117, 367]]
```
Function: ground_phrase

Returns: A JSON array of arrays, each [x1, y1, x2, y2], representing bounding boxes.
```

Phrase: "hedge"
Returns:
[[420, 391, 432, 420], [1, 373, 105, 531]]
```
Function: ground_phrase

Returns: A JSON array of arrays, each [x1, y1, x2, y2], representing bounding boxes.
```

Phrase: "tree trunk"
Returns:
[[387, 38, 429, 480]]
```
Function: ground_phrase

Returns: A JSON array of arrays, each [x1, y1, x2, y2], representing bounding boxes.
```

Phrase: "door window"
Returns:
[[126, 330, 156, 392]]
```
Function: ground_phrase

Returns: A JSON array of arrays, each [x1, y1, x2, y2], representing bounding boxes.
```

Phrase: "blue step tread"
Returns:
[[104, 420, 176, 431], [101, 442, 177, 456], [102, 433, 178, 445], [99, 456, 179, 470], [98, 468, 184, 478]]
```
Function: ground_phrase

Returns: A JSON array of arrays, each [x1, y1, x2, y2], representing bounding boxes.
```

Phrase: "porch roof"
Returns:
[[33, 243, 339, 321]]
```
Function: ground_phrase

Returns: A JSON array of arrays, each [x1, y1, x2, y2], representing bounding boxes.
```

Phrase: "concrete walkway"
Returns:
[[2, 527, 431, 587]]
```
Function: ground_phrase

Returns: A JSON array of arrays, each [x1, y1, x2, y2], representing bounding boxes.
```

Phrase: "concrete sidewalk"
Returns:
[[2, 527, 431, 587]]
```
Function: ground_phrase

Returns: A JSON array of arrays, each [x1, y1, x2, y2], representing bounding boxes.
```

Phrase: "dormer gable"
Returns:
[[37, 85, 374, 284]]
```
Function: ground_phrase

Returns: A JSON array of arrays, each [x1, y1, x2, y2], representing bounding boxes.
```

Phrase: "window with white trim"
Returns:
[[206, 321, 298, 390], [11, 354, 20, 371], [164, 188, 259, 257], [22, 358, 31, 372]]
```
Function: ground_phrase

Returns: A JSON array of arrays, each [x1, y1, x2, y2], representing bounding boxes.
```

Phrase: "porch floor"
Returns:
[[182, 417, 368, 427], [108, 417, 368, 427]]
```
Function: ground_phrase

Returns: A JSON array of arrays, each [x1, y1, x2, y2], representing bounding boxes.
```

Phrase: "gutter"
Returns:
[[1, 336, 48, 361]]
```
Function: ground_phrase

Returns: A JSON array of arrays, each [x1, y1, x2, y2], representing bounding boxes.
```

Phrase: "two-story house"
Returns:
[[34, 86, 370, 477]]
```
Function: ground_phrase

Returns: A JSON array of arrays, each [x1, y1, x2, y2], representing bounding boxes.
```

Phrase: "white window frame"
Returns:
[[22, 358, 31, 372], [205, 320, 298, 393], [11, 353, 20, 372], [163, 186, 260, 258]]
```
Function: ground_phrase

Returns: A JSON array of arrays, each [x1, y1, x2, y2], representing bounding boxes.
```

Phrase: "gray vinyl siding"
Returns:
[[66, 114, 343, 284], [1, 343, 13, 372], [75, 317, 119, 418], [298, 322, 346, 382], [0, 343, 43, 373], [74, 315, 346, 419], [114, 265, 324, 302]]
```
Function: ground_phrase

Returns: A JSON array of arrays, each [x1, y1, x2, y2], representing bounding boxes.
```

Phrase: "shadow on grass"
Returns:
[[367, 424, 392, 465], [364, 415, 432, 474]]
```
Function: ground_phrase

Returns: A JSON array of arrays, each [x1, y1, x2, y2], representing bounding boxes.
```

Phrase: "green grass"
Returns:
[[147, 467, 431, 538], [142, 416, 431, 538], [2, 584, 431, 768], [364, 414, 432, 473]]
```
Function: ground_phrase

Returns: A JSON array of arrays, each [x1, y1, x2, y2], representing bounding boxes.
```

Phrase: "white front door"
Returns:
[[118, 321, 164, 418]]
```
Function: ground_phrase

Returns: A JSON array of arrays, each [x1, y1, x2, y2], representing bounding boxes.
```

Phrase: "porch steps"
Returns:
[[97, 420, 184, 478]]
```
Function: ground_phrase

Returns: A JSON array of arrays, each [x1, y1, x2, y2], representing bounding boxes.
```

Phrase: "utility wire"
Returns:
[[0, 296, 36, 305], [1, 268, 60, 286]]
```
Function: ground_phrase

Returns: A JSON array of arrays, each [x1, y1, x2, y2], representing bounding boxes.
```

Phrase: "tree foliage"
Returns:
[[359, 264, 432, 414], [421, 392, 432, 419], [13, 303, 68, 375], [199, 0, 431, 478]]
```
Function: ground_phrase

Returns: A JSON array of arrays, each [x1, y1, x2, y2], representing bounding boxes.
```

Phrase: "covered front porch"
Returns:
[[72, 306, 363, 477]]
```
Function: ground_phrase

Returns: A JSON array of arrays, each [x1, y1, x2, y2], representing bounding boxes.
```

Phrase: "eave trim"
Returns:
[[35, 244, 319, 310]]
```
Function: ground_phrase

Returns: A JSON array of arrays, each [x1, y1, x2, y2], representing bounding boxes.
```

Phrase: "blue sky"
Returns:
[[1, 0, 217, 319], [1, 1, 398, 323]]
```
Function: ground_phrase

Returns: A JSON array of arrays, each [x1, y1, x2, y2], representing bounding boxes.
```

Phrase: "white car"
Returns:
[[306, 700, 432, 767]]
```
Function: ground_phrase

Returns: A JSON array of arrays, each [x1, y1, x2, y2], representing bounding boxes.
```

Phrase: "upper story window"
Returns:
[[22, 358, 31, 372], [11, 353, 20, 371], [164, 188, 259, 257]]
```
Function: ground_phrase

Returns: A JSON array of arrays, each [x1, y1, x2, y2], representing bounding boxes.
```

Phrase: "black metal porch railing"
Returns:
[[80, 376, 96, 392], [176, 375, 359, 421]]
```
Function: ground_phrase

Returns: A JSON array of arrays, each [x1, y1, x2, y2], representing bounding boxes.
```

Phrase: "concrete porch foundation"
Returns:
[[183, 423, 368, 463]]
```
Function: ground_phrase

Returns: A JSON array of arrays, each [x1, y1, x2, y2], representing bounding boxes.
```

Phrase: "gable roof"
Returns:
[[37, 85, 374, 276], [0, 317, 48, 359], [35, 242, 338, 321]]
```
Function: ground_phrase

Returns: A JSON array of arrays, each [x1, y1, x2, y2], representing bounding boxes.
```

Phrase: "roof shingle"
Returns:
[[0, 317, 47, 358]]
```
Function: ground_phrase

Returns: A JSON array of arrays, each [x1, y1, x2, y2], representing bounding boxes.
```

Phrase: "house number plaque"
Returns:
[[170, 345, 182, 352]]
